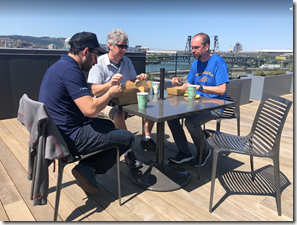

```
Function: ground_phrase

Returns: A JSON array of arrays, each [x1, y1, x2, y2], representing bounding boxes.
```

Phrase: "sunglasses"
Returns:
[[115, 44, 129, 50], [89, 49, 99, 59]]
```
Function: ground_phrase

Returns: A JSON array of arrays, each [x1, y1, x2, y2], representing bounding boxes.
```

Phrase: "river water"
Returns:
[[146, 61, 238, 77]]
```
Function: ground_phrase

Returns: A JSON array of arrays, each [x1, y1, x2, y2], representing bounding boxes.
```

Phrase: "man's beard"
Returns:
[[81, 54, 93, 71], [194, 54, 201, 60]]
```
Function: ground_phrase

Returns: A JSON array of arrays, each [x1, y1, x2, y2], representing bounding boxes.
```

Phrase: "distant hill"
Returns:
[[0, 35, 67, 49], [0, 35, 132, 51]]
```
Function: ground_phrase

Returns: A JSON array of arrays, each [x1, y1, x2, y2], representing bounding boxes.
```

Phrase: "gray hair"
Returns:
[[106, 29, 129, 50]]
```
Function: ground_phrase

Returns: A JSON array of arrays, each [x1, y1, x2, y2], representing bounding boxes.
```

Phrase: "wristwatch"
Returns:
[[198, 85, 203, 92]]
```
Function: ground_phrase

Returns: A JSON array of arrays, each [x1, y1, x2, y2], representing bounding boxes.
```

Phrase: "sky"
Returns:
[[0, 0, 294, 51]]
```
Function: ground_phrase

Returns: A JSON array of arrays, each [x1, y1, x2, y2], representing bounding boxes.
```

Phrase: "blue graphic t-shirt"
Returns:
[[187, 54, 229, 100]]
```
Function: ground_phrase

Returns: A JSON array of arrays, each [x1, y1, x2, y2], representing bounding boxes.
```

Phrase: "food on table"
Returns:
[[184, 93, 200, 99]]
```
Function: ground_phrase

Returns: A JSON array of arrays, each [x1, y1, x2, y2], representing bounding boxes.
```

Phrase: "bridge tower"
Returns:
[[185, 36, 192, 52], [214, 35, 220, 52]]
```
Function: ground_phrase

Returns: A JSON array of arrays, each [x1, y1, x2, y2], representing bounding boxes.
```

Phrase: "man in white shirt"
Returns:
[[88, 29, 156, 167]]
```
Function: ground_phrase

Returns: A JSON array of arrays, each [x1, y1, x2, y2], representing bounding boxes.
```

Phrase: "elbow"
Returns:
[[83, 108, 97, 118], [91, 86, 98, 96], [218, 86, 227, 96], [84, 112, 96, 118]]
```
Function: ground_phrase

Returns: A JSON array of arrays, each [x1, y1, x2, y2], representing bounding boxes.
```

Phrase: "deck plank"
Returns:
[[0, 152, 34, 221], [0, 199, 9, 221]]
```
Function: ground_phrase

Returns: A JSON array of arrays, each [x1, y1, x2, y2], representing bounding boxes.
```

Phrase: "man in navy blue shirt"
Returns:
[[39, 32, 138, 195], [167, 33, 229, 168]]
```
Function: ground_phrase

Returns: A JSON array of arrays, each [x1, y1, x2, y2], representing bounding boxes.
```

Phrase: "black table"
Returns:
[[122, 93, 234, 191]]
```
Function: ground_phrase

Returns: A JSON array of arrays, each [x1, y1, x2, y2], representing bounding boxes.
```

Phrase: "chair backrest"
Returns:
[[17, 94, 72, 161], [249, 93, 292, 155], [221, 81, 243, 118]]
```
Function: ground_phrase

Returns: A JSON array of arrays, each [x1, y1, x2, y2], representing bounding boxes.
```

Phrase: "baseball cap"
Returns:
[[69, 31, 107, 53]]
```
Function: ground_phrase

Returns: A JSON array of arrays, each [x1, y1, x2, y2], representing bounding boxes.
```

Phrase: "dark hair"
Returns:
[[68, 48, 83, 55], [193, 33, 210, 46]]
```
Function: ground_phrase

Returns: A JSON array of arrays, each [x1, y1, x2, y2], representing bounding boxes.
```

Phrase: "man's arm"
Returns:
[[74, 85, 123, 118], [91, 82, 112, 96], [199, 83, 226, 96], [90, 73, 123, 96]]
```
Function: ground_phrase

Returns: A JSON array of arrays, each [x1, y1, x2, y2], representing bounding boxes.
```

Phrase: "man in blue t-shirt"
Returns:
[[167, 33, 229, 167], [39, 32, 139, 195]]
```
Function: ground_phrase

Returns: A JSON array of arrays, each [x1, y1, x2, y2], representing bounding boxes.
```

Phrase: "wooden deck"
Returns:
[[0, 93, 293, 221]]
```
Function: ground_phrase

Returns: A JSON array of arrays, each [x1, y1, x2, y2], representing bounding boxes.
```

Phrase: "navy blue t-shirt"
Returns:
[[39, 54, 91, 142]]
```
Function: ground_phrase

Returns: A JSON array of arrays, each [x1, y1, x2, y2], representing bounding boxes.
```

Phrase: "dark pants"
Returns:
[[167, 110, 222, 156], [73, 117, 135, 174]]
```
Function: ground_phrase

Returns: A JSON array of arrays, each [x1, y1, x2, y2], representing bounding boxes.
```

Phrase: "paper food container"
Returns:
[[167, 87, 187, 96], [111, 80, 151, 105]]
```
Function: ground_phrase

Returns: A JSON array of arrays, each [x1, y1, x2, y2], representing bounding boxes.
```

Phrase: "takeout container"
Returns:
[[167, 87, 187, 96], [111, 80, 151, 105]]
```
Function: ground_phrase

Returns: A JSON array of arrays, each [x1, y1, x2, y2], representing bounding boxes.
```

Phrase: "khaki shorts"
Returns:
[[95, 105, 128, 120]]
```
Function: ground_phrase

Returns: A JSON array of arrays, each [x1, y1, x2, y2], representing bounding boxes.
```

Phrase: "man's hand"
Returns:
[[109, 84, 125, 98], [136, 73, 147, 81], [110, 73, 123, 86], [171, 77, 183, 86]]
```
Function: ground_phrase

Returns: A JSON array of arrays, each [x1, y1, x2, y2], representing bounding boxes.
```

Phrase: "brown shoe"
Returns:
[[72, 163, 100, 194]]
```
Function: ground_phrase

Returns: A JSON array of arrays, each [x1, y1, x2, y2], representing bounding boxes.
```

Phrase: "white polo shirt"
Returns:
[[87, 53, 137, 86]]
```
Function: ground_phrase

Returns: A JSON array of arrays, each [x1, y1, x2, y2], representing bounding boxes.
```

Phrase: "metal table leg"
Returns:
[[130, 122, 191, 191]]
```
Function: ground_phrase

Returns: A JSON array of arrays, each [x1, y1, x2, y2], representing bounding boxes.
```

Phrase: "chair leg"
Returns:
[[273, 158, 282, 216], [198, 132, 205, 180], [30, 155, 37, 200], [116, 147, 122, 206], [216, 120, 221, 132], [250, 156, 255, 181], [54, 159, 65, 221], [237, 116, 240, 136], [209, 150, 218, 213], [142, 117, 145, 138]]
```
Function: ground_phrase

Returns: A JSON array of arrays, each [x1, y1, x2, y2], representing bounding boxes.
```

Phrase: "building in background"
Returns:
[[47, 44, 56, 49], [233, 42, 243, 53]]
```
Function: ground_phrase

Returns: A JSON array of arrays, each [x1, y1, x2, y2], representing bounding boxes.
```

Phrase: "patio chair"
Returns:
[[203, 81, 243, 136], [17, 94, 122, 221], [203, 93, 292, 216]]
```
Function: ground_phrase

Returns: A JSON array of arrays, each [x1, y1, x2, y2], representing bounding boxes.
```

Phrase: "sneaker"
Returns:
[[124, 151, 142, 169], [140, 138, 156, 152], [168, 151, 193, 164], [72, 162, 101, 194], [192, 148, 211, 168]]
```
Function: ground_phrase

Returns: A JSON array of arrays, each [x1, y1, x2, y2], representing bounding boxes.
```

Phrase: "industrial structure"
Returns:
[[234, 42, 243, 52], [185, 36, 191, 52]]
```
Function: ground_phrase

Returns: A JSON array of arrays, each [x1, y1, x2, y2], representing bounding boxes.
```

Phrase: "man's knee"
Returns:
[[112, 109, 125, 121]]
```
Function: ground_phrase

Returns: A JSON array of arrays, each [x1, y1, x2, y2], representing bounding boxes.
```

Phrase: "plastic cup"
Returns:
[[137, 92, 148, 109], [187, 85, 196, 99], [151, 81, 160, 95]]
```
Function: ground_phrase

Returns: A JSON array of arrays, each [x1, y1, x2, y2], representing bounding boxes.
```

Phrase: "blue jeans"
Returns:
[[167, 110, 222, 156], [73, 117, 135, 174]]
